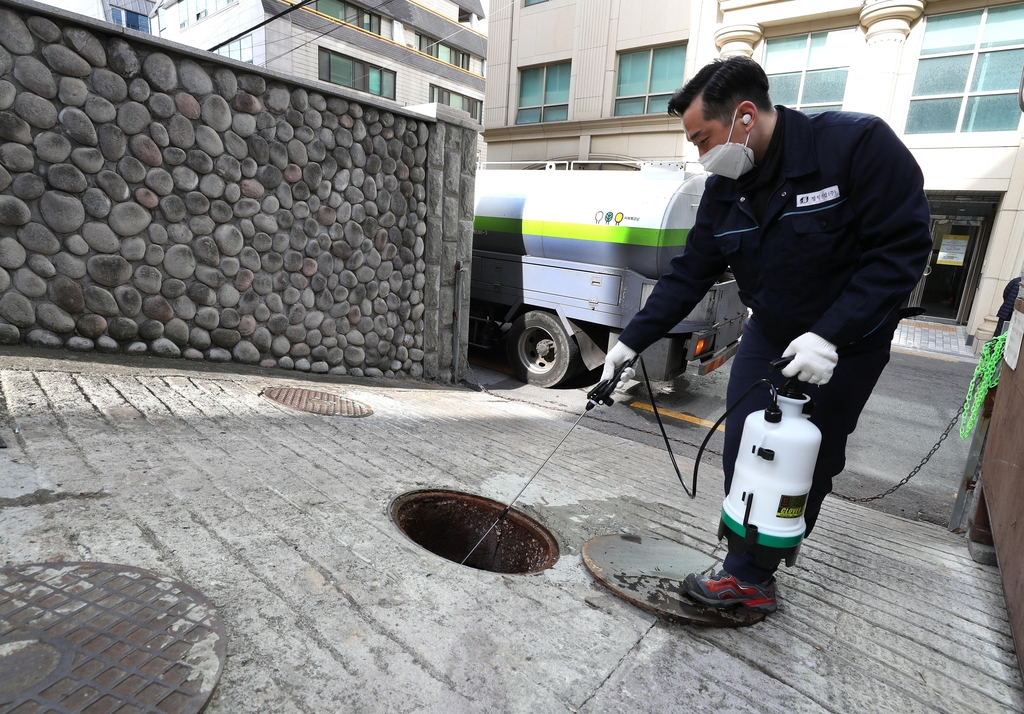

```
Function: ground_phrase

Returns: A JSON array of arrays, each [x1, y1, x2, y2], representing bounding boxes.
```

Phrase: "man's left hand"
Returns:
[[781, 332, 838, 385]]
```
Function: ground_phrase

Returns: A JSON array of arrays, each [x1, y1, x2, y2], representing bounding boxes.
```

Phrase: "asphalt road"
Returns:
[[467, 345, 978, 529]]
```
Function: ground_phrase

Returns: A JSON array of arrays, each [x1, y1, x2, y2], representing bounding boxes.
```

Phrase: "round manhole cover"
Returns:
[[262, 387, 373, 417], [391, 490, 559, 574], [0, 562, 226, 713]]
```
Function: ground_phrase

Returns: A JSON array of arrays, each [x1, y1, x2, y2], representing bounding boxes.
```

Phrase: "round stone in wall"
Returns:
[[86, 255, 131, 287], [116, 100, 150, 135], [0, 292, 34, 327], [14, 56, 54, 98], [106, 37, 140, 78], [58, 106, 96, 145], [14, 91, 57, 129], [0, 195, 30, 225], [63, 28, 106, 67], [41, 43, 90, 77], [178, 59, 212, 96], [108, 201, 151, 236], [36, 302, 75, 333], [201, 95, 231, 132], [163, 244, 196, 279], [142, 52, 177, 92], [40, 192, 85, 233]]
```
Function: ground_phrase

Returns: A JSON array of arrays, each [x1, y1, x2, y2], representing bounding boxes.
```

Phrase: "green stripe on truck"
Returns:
[[474, 216, 689, 247]]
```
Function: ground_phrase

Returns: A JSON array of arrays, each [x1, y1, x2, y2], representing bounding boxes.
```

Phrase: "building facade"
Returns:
[[151, 0, 486, 136], [34, 0, 155, 31], [483, 0, 1024, 344]]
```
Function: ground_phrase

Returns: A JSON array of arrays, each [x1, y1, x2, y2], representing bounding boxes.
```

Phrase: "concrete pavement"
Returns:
[[0, 347, 1021, 712], [892, 319, 980, 360]]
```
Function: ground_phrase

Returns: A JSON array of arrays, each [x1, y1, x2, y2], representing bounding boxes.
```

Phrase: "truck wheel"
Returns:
[[506, 311, 582, 388]]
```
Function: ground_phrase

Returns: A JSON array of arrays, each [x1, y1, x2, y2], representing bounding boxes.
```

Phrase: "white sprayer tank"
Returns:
[[721, 395, 821, 557]]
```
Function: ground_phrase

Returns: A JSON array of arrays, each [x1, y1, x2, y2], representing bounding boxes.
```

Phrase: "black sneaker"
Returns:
[[683, 570, 778, 614]]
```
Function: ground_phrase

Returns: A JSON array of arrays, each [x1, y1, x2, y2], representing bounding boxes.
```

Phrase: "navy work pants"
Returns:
[[721, 319, 891, 584]]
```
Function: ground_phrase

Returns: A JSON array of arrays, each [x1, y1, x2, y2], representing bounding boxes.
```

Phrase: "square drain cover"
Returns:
[[262, 387, 373, 417]]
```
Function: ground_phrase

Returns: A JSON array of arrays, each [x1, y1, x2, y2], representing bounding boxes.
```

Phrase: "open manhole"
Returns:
[[391, 490, 559, 574], [0, 561, 226, 713], [262, 387, 372, 416]]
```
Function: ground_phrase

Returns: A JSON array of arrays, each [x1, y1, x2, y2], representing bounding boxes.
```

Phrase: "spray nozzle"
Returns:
[[586, 355, 639, 410]]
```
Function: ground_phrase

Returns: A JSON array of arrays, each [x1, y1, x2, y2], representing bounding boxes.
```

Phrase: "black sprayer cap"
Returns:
[[763, 404, 782, 423], [778, 379, 806, 400]]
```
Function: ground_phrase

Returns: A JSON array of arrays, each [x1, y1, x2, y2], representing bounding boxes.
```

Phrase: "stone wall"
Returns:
[[0, 0, 478, 382]]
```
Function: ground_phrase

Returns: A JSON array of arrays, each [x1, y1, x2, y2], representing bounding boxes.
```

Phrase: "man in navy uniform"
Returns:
[[602, 56, 932, 614]]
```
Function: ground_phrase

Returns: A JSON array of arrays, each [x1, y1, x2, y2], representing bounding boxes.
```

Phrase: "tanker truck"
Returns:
[[470, 165, 746, 388]]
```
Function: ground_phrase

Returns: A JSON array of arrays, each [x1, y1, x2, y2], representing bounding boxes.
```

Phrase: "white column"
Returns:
[[848, 0, 925, 118], [714, 24, 763, 58]]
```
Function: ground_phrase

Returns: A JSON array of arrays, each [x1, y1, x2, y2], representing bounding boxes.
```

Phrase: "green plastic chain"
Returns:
[[960, 333, 1008, 439]]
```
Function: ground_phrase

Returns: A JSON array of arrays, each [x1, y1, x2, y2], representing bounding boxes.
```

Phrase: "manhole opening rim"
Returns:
[[389, 489, 561, 574]]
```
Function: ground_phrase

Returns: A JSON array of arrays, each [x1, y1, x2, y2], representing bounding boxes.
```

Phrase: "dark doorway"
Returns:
[[906, 193, 1000, 324]]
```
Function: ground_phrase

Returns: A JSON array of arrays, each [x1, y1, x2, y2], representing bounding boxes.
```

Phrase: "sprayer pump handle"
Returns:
[[769, 356, 795, 372], [587, 356, 639, 409]]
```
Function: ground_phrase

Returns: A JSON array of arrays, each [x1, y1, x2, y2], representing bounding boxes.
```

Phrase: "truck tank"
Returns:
[[473, 168, 706, 280]]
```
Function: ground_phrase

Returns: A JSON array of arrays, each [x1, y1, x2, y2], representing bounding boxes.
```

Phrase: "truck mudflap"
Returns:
[[697, 340, 741, 375]]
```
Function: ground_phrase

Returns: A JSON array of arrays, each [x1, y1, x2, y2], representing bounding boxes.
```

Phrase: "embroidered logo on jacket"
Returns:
[[796, 185, 840, 207]]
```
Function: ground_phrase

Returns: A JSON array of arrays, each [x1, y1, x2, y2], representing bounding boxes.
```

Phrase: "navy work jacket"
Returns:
[[620, 107, 932, 355]]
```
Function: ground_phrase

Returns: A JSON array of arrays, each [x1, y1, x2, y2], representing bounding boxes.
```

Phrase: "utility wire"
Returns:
[[208, 0, 318, 52]]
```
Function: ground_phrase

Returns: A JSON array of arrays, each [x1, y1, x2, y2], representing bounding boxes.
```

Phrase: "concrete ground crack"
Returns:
[[575, 620, 657, 712]]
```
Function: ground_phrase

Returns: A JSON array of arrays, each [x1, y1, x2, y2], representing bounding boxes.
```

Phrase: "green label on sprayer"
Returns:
[[777, 494, 807, 519]]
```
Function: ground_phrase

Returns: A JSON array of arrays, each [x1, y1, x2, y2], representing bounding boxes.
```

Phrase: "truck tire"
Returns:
[[506, 310, 582, 388]]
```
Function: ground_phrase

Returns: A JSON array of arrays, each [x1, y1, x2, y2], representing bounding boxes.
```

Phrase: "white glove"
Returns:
[[781, 332, 838, 385], [600, 341, 637, 390]]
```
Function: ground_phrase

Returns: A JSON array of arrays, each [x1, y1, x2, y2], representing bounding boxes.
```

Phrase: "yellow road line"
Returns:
[[629, 400, 725, 432]]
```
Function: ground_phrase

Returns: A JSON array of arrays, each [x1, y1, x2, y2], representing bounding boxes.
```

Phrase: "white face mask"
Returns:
[[698, 108, 755, 180]]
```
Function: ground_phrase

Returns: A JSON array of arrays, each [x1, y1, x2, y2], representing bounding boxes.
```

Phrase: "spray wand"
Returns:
[[460, 356, 639, 565]]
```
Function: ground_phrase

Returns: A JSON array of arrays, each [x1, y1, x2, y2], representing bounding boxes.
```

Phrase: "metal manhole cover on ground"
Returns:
[[582, 535, 766, 627], [262, 387, 373, 417], [0, 562, 226, 713]]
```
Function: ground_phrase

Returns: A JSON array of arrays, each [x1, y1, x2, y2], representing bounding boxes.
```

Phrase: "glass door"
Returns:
[[908, 218, 983, 322]]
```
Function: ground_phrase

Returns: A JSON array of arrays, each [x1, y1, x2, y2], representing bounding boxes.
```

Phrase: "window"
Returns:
[[157, 7, 167, 35], [216, 35, 254, 63], [417, 34, 471, 70], [430, 85, 482, 121], [615, 44, 686, 116], [316, 0, 381, 34], [906, 5, 1024, 134], [517, 62, 570, 124], [764, 29, 858, 114], [525, 0, 548, 5], [125, 10, 149, 32], [177, 0, 210, 28], [111, 6, 151, 32], [318, 48, 396, 99]]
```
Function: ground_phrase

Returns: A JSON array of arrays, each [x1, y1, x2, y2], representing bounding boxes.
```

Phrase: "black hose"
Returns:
[[690, 378, 779, 497], [638, 356, 696, 498]]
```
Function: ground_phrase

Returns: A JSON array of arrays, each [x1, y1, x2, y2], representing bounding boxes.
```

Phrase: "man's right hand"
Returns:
[[601, 341, 638, 390]]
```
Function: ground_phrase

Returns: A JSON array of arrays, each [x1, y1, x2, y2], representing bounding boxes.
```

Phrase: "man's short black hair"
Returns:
[[667, 56, 773, 123]]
